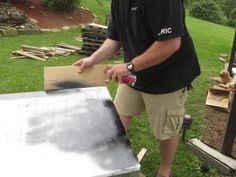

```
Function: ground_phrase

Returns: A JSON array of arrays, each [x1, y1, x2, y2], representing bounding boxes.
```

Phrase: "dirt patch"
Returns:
[[202, 106, 236, 176], [11, 0, 95, 29], [203, 106, 236, 152]]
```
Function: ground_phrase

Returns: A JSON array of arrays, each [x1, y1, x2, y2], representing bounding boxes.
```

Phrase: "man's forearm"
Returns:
[[132, 37, 181, 72], [90, 39, 121, 64]]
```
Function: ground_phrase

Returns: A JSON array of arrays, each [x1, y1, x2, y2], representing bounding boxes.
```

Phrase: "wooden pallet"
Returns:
[[83, 37, 104, 44], [80, 23, 123, 56]]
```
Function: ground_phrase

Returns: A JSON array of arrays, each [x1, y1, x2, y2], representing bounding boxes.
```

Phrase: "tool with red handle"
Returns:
[[121, 75, 136, 86]]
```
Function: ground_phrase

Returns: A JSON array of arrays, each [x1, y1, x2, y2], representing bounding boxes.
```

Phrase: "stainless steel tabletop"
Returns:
[[0, 87, 140, 177]]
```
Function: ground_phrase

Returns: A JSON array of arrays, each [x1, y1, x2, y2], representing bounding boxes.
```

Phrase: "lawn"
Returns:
[[0, 1, 235, 177], [81, 0, 111, 24]]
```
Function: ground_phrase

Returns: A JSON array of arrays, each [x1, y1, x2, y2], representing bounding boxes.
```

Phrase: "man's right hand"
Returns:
[[72, 57, 94, 73]]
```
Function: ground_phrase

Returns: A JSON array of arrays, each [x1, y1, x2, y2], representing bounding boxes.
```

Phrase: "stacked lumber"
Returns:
[[11, 43, 81, 61], [79, 23, 107, 55], [80, 23, 123, 56]]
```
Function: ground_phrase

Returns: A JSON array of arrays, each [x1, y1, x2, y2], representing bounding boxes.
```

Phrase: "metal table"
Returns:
[[0, 87, 140, 177]]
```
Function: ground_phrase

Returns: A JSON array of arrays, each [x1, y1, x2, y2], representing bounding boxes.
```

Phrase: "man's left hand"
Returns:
[[104, 64, 131, 83]]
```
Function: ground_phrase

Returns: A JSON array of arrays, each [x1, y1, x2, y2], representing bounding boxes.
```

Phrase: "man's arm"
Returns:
[[106, 37, 181, 82], [132, 37, 181, 72], [89, 39, 121, 64], [73, 39, 120, 72]]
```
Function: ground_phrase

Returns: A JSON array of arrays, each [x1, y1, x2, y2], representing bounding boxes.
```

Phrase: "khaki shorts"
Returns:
[[114, 84, 188, 140]]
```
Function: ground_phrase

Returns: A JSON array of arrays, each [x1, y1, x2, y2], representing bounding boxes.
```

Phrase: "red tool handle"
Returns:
[[121, 75, 136, 86]]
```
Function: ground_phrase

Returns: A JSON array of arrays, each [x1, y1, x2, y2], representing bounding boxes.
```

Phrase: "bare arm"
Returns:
[[132, 37, 181, 72], [73, 39, 120, 72], [89, 39, 121, 64], [107, 37, 181, 82]]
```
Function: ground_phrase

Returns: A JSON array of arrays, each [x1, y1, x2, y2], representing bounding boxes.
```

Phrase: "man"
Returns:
[[73, 0, 200, 176]]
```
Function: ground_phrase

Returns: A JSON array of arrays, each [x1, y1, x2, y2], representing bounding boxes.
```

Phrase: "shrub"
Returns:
[[228, 8, 236, 27], [43, 0, 80, 12], [225, 0, 236, 16], [230, 8, 236, 19], [215, 0, 227, 11], [189, 0, 226, 24], [185, 0, 196, 6]]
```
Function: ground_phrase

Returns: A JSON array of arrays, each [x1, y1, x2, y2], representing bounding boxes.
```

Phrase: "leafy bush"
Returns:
[[185, 0, 196, 6], [228, 8, 236, 27], [186, 0, 225, 9], [215, 0, 227, 10], [189, 0, 226, 24], [225, 0, 236, 16], [43, 0, 80, 12], [230, 8, 236, 19]]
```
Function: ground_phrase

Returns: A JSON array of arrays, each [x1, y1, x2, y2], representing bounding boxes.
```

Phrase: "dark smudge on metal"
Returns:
[[56, 81, 90, 89]]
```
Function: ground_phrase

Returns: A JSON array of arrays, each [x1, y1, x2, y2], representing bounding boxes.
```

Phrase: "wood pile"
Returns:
[[79, 23, 123, 56], [11, 43, 81, 61]]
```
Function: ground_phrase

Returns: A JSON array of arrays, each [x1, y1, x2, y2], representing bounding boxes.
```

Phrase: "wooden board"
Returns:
[[44, 64, 107, 91], [88, 23, 108, 29], [82, 33, 106, 40], [137, 148, 147, 163], [83, 37, 104, 44], [205, 89, 230, 110], [81, 28, 107, 36], [14, 50, 46, 61], [78, 50, 94, 56], [187, 138, 236, 174]]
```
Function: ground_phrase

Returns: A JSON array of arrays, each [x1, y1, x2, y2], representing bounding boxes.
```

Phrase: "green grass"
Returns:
[[0, 29, 83, 93], [0, 3, 235, 177], [81, 0, 111, 24]]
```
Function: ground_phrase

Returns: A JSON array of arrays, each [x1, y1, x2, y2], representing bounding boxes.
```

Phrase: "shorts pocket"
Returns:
[[178, 88, 188, 105], [162, 108, 184, 137]]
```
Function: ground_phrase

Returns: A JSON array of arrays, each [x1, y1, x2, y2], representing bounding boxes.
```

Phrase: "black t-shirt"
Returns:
[[107, 0, 201, 94]]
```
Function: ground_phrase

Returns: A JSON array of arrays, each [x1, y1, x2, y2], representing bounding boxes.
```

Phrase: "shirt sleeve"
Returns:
[[107, 14, 120, 41], [147, 0, 184, 41]]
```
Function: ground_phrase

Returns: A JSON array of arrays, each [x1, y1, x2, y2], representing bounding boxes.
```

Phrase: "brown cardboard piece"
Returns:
[[205, 88, 230, 111], [44, 64, 107, 91]]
